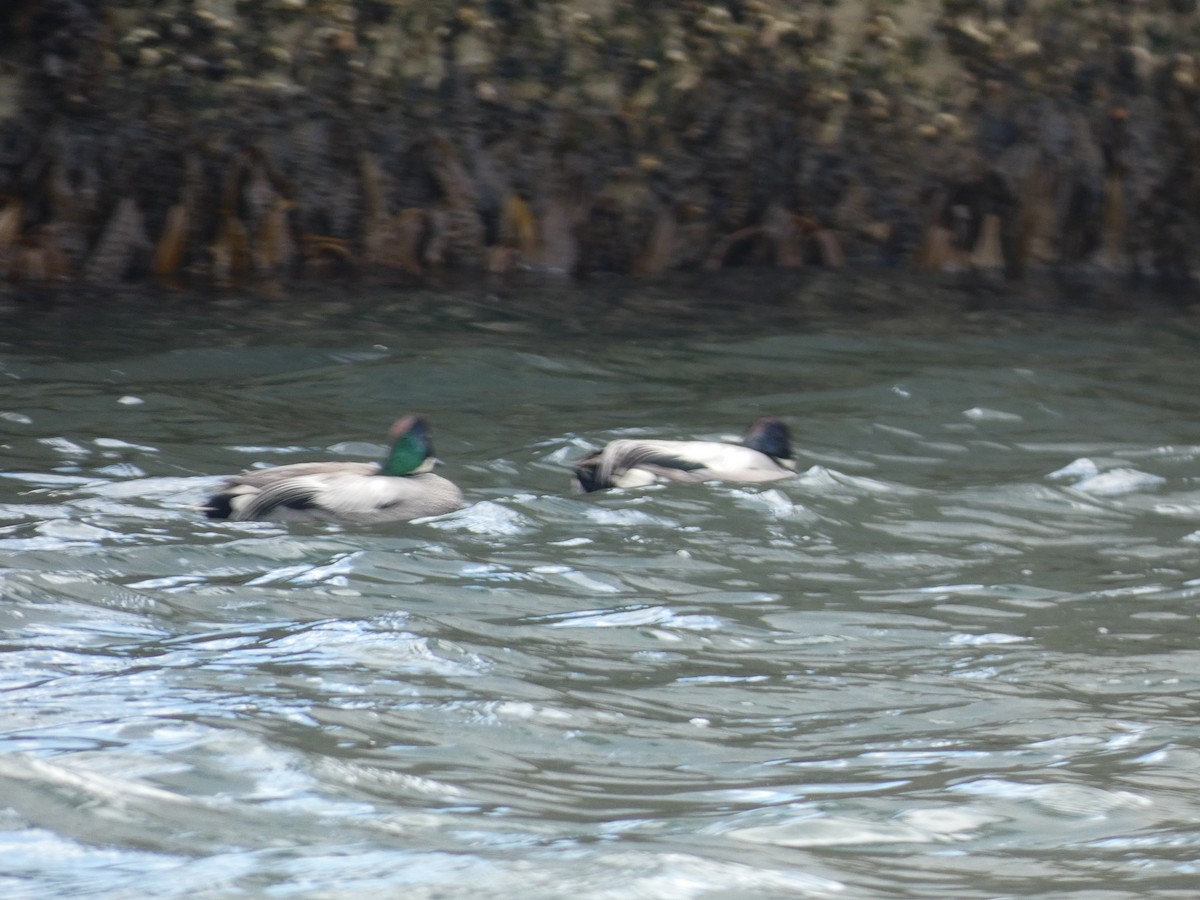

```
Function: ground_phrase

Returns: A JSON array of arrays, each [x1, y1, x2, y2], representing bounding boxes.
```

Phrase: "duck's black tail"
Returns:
[[572, 455, 606, 493], [202, 492, 234, 519]]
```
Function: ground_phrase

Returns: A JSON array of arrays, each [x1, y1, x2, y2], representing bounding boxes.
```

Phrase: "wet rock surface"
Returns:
[[1, 0, 1199, 291]]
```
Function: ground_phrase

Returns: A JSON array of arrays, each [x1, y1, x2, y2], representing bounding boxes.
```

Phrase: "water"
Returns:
[[2, 273, 1200, 898]]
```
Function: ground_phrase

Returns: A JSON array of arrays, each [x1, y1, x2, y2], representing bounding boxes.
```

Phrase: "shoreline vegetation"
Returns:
[[2, 1, 1200, 293]]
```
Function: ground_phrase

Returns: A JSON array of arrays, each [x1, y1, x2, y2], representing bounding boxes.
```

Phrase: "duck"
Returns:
[[203, 414, 464, 524], [572, 417, 795, 492]]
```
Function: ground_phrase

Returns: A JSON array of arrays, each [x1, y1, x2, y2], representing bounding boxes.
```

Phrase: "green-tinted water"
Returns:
[[2, 273, 1200, 898]]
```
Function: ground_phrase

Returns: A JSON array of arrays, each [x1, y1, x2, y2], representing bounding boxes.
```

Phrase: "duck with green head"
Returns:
[[572, 417, 796, 492], [204, 415, 464, 524]]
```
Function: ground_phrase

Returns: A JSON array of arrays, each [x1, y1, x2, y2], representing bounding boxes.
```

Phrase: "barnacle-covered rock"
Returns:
[[2, 0, 1200, 289], [84, 197, 151, 284]]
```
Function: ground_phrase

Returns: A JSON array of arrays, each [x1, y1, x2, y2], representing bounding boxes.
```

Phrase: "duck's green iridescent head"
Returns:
[[381, 415, 437, 476]]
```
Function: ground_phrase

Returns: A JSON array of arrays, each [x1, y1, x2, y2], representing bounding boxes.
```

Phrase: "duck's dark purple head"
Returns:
[[742, 417, 792, 461]]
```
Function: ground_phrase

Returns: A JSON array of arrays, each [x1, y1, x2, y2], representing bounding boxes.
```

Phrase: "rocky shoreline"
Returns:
[[2, 0, 1198, 291]]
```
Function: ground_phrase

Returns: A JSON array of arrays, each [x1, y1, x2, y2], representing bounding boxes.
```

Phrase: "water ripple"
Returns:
[[3, 291, 1200, 896]]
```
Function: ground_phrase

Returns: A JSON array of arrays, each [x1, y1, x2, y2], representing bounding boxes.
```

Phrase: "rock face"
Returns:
[[0, 0, 1197, 289]]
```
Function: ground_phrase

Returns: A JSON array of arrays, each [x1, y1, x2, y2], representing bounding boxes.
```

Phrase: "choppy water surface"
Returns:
[[2, 274, 1200, 898]]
